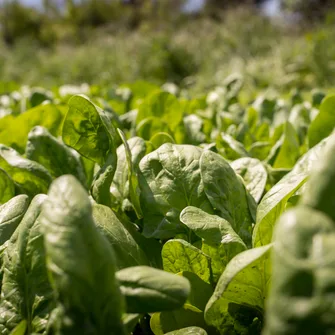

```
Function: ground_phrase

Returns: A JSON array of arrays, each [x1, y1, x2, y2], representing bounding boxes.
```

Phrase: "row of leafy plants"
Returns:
[[0, 77, 334, 334]]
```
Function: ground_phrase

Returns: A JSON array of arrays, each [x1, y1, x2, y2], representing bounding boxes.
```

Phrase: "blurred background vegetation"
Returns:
[[0, 0, 335, 95]]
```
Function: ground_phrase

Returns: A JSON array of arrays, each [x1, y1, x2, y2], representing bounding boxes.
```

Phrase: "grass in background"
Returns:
[[1, 8, 335, 96]]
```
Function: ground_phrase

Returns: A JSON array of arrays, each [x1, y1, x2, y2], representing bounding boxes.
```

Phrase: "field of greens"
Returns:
[[0, 77, 334, 335]]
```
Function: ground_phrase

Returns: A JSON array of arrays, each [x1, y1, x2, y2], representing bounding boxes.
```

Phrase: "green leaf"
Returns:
[[0, 103, 65, 154], [231, 157, 267, 203], [136, 117, 172, 141], [183, 115, 206, 145], [117, 129, 143, 218], [0, 195, 52, 335], [200, 150, 254, 246], [92, 204, 149, 269], [137, 91, 183, 130], [9, 320, 27, 335], [180, 207, 246, 283], [116, 266, 190, 313], [0, 169, 15, 205], [165, 327, 208, 335], [0, 195, 30, 246], [62, 95, 117, 166], [139, 144, 213, 239], [180, 272, 213, 312], [264, 207, 335, 335], [205, 244, 272, 335], [150, 304, 208, 335], [26, 126, 87, 186], [41, 175, 126, 335], [253, 135, 333, 247], [162, 239, 212, 284], [0, 145, 52, 197], [111, 136, 147, 210], [301, 134, 335, 221], [216, 133, 249, 161], [308, 95, 335, 148], [272, 122, 300, 169]]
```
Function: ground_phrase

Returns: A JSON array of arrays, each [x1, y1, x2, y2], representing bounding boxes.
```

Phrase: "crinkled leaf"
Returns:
[[139, 144, 213, 239], [264, 207, 335, 335], [162, 239, 212, 284], [180, 207, 246, 282], [0, 195, 52, 335], [200, 150, 253, 246], [231, 157, 267, 203]]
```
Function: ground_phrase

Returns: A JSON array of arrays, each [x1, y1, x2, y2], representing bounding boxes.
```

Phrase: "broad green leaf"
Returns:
[[0, 169, 15, 205], [137, 91, 183, 130], [231, 157, 267, 203], [180, 207, 246, 282], [41, 175, 126, 335], [200, 150, 254, 246], [92, 204, 149, 269], [62, 95, 117, 166], [248, 141, 271, 161], [308, 95, 335, 148], [162, 239, 212, 284], [0, 195, 52, 334], [0, 145, 52, 197], [253, 135, 333, 247], [272, 122, 300, 169], [0, 103, 65, 154], [9, 320, 27, 335], [205, 244, 272, 335], [116, 266, 190, 313], [264, 207, 335, 335], [0, 195, 29, 246], [26, 126, 87, 186], [139, 144, 213, 239], [301, 134, 335, 221], [165, 327, 208, 335], [150, 304, 207, 335]]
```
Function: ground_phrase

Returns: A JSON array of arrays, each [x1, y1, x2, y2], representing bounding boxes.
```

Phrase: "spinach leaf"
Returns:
[[180, 206, 246, 283], [139, 144, 213, 239], [0, 195, 52, 334], [200, 150, 254, 246], [231, 157, 267, 203], [116, 266, 190, 313], [26, 126, 86, 187], [162, 239, 212, 284], [0, 194, 30, 246], [0, 145, 52, 197], [205, 244, 272, 335], [92, 204, 149, 269], [41, 175, 126, 335], [264, 207, 335, 335], [0, 169, 15, 205]]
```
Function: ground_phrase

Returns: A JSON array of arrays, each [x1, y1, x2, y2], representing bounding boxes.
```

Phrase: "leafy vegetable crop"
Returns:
[[0, 80, 335, 334]]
